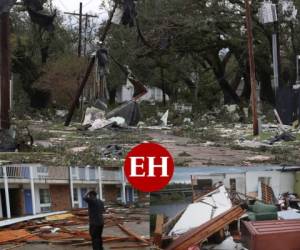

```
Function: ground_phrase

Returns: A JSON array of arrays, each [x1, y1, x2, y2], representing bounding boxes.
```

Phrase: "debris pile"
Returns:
[[152, 186, 246, 249], [152, 182, 300, 249], [0, 206, 150, 249]]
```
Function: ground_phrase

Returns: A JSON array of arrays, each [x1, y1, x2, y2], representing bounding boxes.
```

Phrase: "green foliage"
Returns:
[[9, 0, 300, 113]]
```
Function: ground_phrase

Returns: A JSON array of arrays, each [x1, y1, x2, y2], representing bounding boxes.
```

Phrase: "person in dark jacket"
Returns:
[[83, 190, 105, 250]]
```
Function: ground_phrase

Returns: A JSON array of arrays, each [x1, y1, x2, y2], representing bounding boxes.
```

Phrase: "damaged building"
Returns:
[[189, 166, 299, 201], [0, 163, 148, 219], [151, 166, 300, 249]]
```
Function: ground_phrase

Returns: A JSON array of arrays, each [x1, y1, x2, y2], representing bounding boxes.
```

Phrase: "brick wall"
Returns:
[[49, 185, 71, 211], [103, 184, 120, 203]]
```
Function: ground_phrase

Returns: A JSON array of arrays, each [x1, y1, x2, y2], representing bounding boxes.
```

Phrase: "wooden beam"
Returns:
[[64, 56, 95, 126], [117, 223, 149, 244], [245, 0, 258, 136], [166, 206, 245, 250], [153, 214, 164, 247]]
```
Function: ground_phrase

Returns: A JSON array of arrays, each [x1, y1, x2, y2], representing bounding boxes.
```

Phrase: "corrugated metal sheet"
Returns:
[[241, 220, 300, 250]]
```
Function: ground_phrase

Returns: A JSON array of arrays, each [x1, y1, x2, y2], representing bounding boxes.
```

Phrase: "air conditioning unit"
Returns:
[[40, 206, 51, 213]]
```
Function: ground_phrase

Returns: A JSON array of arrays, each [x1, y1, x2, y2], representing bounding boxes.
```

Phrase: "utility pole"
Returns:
[[273, 0, 281, 88], [64, 3, 97, 58], [78, 2, 82, 57], [160, 66, 166, 106], [245, 0, 259, 136], [64, 2, 118, 126], [0, 12, 11, 129], [84, 14, 88, 56]]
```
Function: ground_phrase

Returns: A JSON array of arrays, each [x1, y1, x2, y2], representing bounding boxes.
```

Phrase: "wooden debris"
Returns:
[[117, 223, 149, 244], [2, 243, 26, 250], [109, 243, 150, 249], [0, 230, 40, 244], [166, 206, 245, 250], [153, 214, 164, 247], [0, 206, 149, 249]]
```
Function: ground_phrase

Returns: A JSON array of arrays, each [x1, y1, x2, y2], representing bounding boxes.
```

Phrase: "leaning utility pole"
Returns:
[[78, 2, 82, 57], [0, 12, 11, 129], [84, 14, 88, 56], [64, 3, 118, 126], [64, 2, 97, 58], [273, 0, 281, 87], [245, 0, 259, 136]]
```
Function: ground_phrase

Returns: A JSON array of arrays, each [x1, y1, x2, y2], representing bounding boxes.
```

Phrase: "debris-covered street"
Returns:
[[2, 106, 300, 167]]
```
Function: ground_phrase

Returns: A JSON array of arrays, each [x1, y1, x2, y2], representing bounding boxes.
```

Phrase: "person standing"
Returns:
[[83, 190, 105, 250]]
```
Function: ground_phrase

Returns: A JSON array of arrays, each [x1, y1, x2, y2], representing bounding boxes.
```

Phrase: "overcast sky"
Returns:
[[52, 0, 108, 16]]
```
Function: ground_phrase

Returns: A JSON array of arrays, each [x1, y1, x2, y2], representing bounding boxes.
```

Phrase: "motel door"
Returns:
[[24, 189, 33, 215], [126, 186, 134, 203]]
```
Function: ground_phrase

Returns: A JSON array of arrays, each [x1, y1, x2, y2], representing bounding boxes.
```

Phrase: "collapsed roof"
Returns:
[[169, 185, 232, 236]]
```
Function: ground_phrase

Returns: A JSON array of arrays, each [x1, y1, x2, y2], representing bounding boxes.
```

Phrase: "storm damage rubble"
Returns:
[[0, 206, 150, 249], [152, 183, 300, 250]]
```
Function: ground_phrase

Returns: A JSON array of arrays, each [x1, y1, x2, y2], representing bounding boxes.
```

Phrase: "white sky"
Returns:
[[52, 0, 107, 15]]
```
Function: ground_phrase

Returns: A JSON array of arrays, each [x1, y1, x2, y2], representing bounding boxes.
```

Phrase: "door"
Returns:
[[126, 187, 134, 203], [81, 188, 88, 208], [24, 189, 33, 215], [1, 189, 7, 218]]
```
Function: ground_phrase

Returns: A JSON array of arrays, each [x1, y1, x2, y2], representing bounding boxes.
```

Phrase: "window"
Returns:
[[88, 167, 96, 181], [78, 167, 86, 180], [73, 188, 78, 202], [197, 179, 213, 191], [230, 178, 236, 191], [39, 189, 51, 204], [37, 166, 48, 178]]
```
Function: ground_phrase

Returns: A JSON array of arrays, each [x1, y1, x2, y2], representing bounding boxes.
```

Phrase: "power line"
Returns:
[[64, 2, 98, 57]]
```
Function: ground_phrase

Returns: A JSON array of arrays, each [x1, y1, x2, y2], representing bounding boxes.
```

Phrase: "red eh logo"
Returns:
[[124, 142, 174, 192]]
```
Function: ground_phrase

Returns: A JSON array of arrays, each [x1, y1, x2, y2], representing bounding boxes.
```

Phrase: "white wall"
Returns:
[[192, 171, 295, 199], [279, 172, 295, 194], [224, 173, 246, 194], [245, 171, 295, 198], [115, 85, 169, 103], [115, 85, 134, 103], [245, 171, 278, 196]]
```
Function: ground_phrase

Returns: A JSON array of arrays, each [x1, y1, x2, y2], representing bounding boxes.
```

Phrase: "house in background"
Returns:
[[0, 163, 148, 219], [115, 82, 169, 103]]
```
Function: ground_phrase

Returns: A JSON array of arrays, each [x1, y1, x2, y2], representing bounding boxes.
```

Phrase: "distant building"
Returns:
[[115, 82, 169, 103], [0, 164, 148, 219]]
